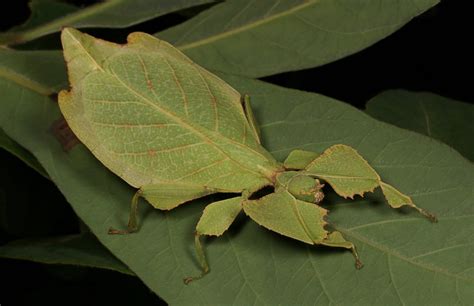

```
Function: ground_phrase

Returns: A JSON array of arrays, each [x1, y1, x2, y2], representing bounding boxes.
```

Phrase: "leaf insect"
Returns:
[[58, 28, 437, 284]]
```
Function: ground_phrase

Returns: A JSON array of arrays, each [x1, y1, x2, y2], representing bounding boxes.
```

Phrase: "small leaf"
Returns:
[[243, 190, 328, 245], [366, 90, 474, 160], [305, 144, 380, 198], [0, 0, 217, 45], [0, 233, 133, 275], [380, 182, 437, 222], [283, 149, 319, 169], [157, 0, 439, 77], [196, 197, 242, 236]]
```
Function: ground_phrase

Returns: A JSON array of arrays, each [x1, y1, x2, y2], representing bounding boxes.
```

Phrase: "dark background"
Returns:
[[0, 0, 471, 305]]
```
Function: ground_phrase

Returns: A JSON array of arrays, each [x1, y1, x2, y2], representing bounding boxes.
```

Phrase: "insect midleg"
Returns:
[[108, 189, 142, 235]]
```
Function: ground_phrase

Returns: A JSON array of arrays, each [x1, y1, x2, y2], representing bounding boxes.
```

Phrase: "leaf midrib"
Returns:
[[176, 0, 411, 52], [177, 0, 317, 50], [0, 65, 53, 95], [108, 70, 269, 180]]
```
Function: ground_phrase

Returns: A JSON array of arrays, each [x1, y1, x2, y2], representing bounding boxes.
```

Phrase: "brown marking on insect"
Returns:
[[146, 79, 153, 90], [148, 149, 156, 156], [50, 117, 81, 152]]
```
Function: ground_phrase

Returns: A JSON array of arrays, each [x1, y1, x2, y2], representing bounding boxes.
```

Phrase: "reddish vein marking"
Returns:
[[108, 68, 267, 178], [191, 64, 219, 132], [161, 57, 189, 117], [91, 121, 174, 128], [113, 142, 206, 156], [89, 98, 146, 106], [138, 55, 154, 90], [175, 157, 229, 181]]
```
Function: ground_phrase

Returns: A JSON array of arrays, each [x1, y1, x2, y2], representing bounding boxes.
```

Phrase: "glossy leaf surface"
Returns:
[[366, 90, 474, 161]]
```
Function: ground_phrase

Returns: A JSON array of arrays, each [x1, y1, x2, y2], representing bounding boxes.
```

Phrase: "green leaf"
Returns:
[[0, 49, 66, 94], [304, 144, 380, 198], [0, 128, 47, 178], [0, 233, 133, 275], [0, 0, 216, 46], [157, 0, 439, 77], [366, 90, 474, 161], [0, 48, 63, 177], [9, 0, 79, 32], [58, 28, 277, 197], [243, 189, 328, 245], [1, 51, 472, 305]]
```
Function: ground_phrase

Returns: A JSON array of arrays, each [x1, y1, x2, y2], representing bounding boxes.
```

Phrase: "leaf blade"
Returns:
[[0, 128, 48, 178], [1, 51, 472, 305], [305, 144, 380, 198], [0, 233, 133, 275], [157, 0, 439, 77], [366, 90, 474, 161]]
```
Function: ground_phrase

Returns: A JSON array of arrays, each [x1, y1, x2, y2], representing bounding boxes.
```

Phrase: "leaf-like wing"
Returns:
[[59, 28, 278, 191]]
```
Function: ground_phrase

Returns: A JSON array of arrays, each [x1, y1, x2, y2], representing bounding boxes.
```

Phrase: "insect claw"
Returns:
[[426, 212, 438, 223], [183, 267, 209, 285], [417, 208, 438, 223], [355, 259, 364, 270]]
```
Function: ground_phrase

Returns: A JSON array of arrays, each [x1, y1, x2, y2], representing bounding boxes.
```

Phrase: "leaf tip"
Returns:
[[60, 27, 81, 43]]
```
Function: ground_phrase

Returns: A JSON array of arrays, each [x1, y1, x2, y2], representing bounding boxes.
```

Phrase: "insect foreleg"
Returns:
[[184, 196, 243, 284]]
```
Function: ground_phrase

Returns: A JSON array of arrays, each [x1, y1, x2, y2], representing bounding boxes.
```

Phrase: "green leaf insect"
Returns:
[[58, 28, 437, 284]]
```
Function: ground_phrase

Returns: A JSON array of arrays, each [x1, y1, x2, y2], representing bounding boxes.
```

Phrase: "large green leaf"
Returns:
[[366, 90, 474, 161], [0, 0, 215, 46], [1, 50, 472, 305], [0, 49, 128, 273], [0, 49, 63, 176], [157, 0, 439, 77], [0, 233, 132, 275]]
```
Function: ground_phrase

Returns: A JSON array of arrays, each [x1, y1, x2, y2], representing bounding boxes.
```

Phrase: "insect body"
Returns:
[[58, 28, 436, 284]]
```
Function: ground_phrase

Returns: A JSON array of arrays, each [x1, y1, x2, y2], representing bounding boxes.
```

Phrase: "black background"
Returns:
[[0, 0, 471, 305]]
